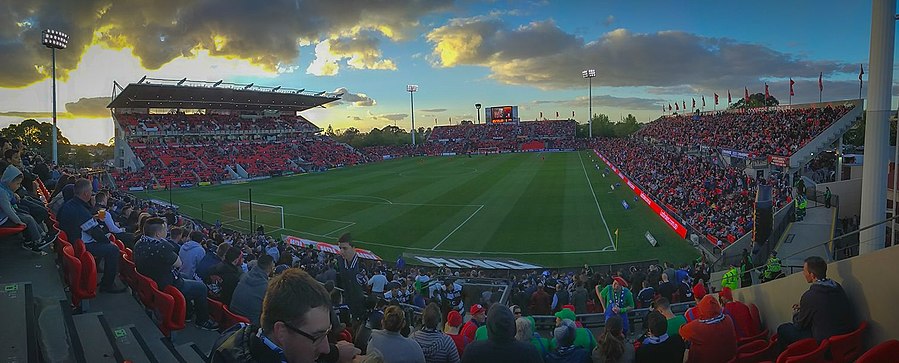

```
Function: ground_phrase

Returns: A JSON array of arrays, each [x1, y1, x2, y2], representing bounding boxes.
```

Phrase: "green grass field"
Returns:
[[140, 150, 698, 267]]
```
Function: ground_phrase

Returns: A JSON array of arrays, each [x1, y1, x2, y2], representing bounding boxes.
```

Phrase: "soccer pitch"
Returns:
[[141, 150, 699, 267]]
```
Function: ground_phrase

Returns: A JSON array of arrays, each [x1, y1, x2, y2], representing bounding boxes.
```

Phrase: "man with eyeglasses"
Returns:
[[211, 268, 362, 363]]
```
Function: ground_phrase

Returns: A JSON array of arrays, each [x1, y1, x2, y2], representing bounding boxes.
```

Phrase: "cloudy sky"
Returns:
[[0, 0, 891, 144]]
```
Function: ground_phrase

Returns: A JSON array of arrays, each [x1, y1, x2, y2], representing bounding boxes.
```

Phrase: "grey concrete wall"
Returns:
[[818, 178, 862, 219], [732, 245, 899, 348]]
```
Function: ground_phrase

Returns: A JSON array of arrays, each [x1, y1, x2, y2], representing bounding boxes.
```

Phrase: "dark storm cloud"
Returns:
[[0, 0, 453, 87], [533, 95, 665, 110], [428, 17, 853, 91], [65, 96, 111, 117]]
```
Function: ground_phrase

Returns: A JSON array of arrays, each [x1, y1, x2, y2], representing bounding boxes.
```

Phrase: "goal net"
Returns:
[[237, 200, 285, 230]]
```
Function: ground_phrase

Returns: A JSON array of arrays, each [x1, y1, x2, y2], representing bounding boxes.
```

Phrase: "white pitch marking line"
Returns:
[[578, 151, 617, 252], [431, 204, 485, 250], [324, 222, 357, 237], [260, 192, 481, 208], [330, 194, 394, 205], [178, 205, 614, 255]]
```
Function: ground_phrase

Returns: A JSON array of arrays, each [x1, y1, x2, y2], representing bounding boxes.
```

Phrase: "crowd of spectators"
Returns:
[[594, 138, 792, 246], [114, 135, 361, 189], [115, 112, 319, 135], [41, 163, 859, 362], [637, 105, 854, 158]]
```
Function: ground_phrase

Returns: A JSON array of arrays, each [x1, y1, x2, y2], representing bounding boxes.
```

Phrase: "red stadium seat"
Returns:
[[61, 245, 97, 308], [147, 285, 186, 337], [857, 339, 899, 363], [162, 285, 187, 336], [738, 339, 768, 354], [828, 321, 868, 363], [0, 224, 26, 238], [739, 329, 770, 346], [132, 273, 157, 308], [773, 338, 819, 363], [749, 304, 762, 335], [738, 338, 777, 363], [208, 298, 250, 332], [118, 255, 138, 288], [784, 339, 829, 363]]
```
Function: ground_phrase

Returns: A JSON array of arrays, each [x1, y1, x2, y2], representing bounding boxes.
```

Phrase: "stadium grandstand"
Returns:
[[2, 86, 898, 363]]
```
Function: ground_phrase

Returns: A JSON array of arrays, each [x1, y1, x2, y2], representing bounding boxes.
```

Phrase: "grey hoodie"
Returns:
[[178, 240, 206, 280], [0, 166, 23, 224], [229, 264, 270, 325]]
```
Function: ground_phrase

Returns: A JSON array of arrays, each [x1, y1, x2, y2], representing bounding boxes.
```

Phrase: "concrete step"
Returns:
[[0, 282, 41, 362], [70, 312, 120, 362]]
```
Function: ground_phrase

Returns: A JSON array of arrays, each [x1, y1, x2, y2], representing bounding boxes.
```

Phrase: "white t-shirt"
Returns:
[[368, 274, 388, 293]]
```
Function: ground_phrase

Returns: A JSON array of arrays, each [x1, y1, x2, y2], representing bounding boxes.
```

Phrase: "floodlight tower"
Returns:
[[42, 29, 68, 165], [475, 103, 482, 124], [582, 69, 596, 138], [407, 85, 419, 145]]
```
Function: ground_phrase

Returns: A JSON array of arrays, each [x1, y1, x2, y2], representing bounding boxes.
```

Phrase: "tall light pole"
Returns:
[[582, 69, 596, 138], [475, 103, 482, 124], [407, 85, 418, 145], [42, 29, 68, 165]]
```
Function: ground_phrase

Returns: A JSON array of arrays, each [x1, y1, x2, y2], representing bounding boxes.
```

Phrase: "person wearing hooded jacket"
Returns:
[[461, 304, 543, 363], [0, 166, 51, 251], [231, 254, 275, 325], [179, 230, 207, 280]]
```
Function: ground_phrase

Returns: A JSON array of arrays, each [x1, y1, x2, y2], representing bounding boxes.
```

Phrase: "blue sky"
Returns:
[[0, 0, 889, 144]]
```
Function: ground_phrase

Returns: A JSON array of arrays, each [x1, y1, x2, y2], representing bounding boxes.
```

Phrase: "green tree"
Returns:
[[0, 119, 71, 156], [728, 93, 780, 109]]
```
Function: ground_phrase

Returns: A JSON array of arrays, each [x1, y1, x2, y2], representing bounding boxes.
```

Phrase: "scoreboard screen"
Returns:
[[485, 105, 519, 124]]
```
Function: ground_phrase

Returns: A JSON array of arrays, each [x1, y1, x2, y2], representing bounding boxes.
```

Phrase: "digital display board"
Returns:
[[485, 105, 519, 124]]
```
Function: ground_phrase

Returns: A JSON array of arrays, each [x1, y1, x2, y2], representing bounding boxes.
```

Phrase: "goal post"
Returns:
[[238, 200, 285, 230]]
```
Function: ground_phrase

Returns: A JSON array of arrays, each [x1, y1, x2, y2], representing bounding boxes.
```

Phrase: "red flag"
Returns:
[[702, 95, 706, 107], [692, 98, 696, 109], [859, 64, 864, 81], [744, 87, 749, 103], [714, 93, 719, 105], [675, 102, 679, 111], [765, 83, 769, 99], [790, 78, 795, 96], [819, 72, 823, 91], [668, 103, 672, 111], [682, 100, 686, 109]]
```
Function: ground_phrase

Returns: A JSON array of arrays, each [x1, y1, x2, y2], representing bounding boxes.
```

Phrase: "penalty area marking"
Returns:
[[184, 205, 615, 255], [329, 194, 394, 205]]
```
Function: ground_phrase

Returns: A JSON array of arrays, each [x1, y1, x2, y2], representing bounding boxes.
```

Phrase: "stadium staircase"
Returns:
[[786, 99, 864, 169]]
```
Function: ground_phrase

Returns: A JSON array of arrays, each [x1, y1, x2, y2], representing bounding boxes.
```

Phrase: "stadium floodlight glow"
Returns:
[[42, 28, 68, 165], [407, 85, 419, 145], [582, 69, 596, 138]]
